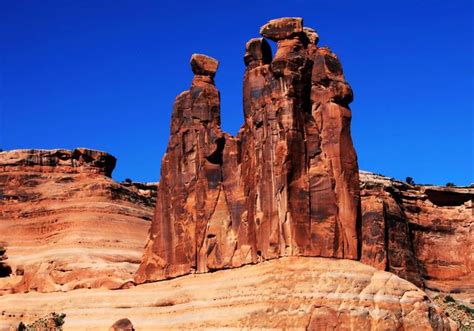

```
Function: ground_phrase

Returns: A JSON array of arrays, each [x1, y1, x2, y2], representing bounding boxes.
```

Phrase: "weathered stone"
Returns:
[[190, 53, 219, 77], [0, 148, 116, 177], [136, 17, 361, 283], [0, 258, 457, 330], [259, 17, 303, 41], [303, 27, 319, 45], [0, 16, 470, 329], [360, 171, 474, 298], [110, 318, 134, 331], [0, 148, 154, 294], [243, 38, 272, 67]]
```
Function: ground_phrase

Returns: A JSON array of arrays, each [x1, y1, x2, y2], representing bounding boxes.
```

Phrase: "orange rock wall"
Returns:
[[0, 149, 155, 293], [360, 171, 473, 297]]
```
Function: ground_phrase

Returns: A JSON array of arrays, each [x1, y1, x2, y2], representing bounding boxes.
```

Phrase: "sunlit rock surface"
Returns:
[[360, 171, 473, 303], [136, 16, 361, 283], [0, 149, 155, 293], [0, 258, 455, 330]]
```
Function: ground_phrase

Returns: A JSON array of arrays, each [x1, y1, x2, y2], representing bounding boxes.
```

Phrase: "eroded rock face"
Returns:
[[0, 258, 456, 330], [0, 149, 154, 293], [136, 17, 361, 283], [0, 148, 116, 177], [360, 171, 474, 300]]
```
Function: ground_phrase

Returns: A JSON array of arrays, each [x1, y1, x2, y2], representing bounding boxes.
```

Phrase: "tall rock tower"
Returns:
[[136, 17, 361, 283]]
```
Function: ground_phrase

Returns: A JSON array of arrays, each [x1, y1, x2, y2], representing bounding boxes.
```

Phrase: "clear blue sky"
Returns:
[[1, 0, 472, 185]]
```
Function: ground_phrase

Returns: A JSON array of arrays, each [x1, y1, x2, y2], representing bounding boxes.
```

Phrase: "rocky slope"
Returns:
[[360, 171, 473, 304], [136, 16, 361, 283], [0, 148, 155, 293], [0, 257, 455, 330]]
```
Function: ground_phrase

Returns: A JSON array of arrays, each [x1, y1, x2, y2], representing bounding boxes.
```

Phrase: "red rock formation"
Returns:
[[0, 149, 155, 293], [136, 17, 361, 283], [0, 258, 457, 330], [360, 171, 473, 301], [0, 148, 116, 177]]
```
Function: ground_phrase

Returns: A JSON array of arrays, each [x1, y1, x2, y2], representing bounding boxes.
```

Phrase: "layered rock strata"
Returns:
[[360, 171, 473, 301], [0, 149, 154, 293], [0, 258, 456, 330], [136, 17, 361, 282]]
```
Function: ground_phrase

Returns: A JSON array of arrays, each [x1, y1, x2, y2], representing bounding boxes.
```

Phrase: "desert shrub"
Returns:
[[459, 304, 474, 315], [406, 176, 415, 185], [52, 313, 66, 327], [16, 312, 66, 330], [444, 295, 456, 303]]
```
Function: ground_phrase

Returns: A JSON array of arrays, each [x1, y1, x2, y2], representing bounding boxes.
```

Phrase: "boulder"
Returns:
[[259, 17, 303, 41], [190, 53, 219, 77], [110, 318, 134, 331]]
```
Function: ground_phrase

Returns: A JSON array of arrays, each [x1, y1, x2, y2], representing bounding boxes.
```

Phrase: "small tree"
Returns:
[[446, 182, 455, 187], [406, 176, 415, 185], [124, 178, 132, 184]]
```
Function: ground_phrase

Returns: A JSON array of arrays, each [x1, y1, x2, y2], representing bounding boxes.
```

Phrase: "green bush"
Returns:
[[444, 295, 456, 303]]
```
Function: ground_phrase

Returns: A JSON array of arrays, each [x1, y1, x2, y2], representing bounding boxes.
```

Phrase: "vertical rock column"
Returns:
[[240, 36, 283, 261], [135, 54, 226, 282], [306, 43, 360, 259], [136, 17, 362, 284], [239, 17, 360, 259], [239, 17, 314, 261]]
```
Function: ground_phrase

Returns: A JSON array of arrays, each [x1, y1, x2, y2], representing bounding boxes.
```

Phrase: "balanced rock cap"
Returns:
[[190, 54, 219, 77], [259, 17, 303, 41], [303, 27, 319, 45]]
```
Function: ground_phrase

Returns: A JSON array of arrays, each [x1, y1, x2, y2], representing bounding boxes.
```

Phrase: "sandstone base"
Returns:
[[0, 257, 454, 330]]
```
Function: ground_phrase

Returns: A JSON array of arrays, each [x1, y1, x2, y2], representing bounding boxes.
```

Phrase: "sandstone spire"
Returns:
[[136, 18, 361, 283]]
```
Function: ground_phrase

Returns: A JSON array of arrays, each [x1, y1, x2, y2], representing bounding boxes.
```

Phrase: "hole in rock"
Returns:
[[206, 137, 226, 165]]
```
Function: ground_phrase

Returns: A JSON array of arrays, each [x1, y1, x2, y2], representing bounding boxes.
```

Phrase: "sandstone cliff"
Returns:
[[0, 148, 155, 293], [360, 171, 473, 304], [0, 257, 456, 330], [136, 17, 361, 283]]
